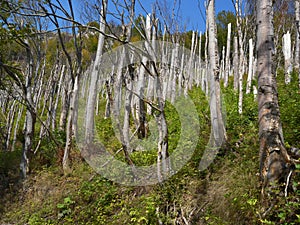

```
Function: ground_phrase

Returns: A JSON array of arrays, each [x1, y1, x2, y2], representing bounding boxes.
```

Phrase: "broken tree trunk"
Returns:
[[282, 31, 292, 84]]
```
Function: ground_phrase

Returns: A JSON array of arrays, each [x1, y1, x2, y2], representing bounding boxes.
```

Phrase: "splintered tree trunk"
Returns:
[[256, 0, 291, 198], [85, 0, 107, 144], [282, 31, 292, 84], [207, 0, 226, 147]]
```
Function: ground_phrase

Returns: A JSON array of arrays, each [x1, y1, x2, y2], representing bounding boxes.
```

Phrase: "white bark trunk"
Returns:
[[52, 64, 65, 131], [85, 0, 107, 144], [235, 0, 245, 80], [11, 104, 24, 152], [204, 11, 209, 96], [170, 43, 179, 103], [136, 14, 151, 137], [62, 75, 79, 172], [207, 0, 226, 147], [282, 31, 292, 84], [224, 23, 231, 87], [20, 40, 36, 178], [246, 38, 254, 94], [295, 1, 300, 70], [238, 64, 243, 114], [5, 100, 16, 150], [296, 1, 300, 88], [59, 69, 70, 131], [233, 36, 239, 90], [220, 46, 225, 80]]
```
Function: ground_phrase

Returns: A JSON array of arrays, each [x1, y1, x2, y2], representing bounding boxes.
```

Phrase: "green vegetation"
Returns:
[[1, 71, 299, 224], [0, 2, 299, 224]]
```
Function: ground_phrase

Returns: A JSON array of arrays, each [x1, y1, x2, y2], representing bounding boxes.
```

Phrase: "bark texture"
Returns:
[[256, 0, 291, 197], [207, 0, 226, 148]]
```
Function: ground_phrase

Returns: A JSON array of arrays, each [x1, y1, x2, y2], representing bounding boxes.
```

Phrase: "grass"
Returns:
[[1, 72, 300, 224]]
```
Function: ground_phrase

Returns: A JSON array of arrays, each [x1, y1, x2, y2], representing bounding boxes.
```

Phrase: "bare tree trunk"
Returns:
[[282, 31, 292, 84], [5, 100, 16, 150], [20, 40, 36, 178], [233, 36, 239, 91], [234, 0, 245, 80], [224, 23, 231, 87], [170, 43, 179, 103], [256, 0, 291, 200], [207, 0, 226, 148], [11, 104, 23, 152], [136, 14, 151, 138], [52, 64, 65, 131], [59, 69, 69, 131], [238, 63, 243, 114], [186, 31, 197, 92], [295, 0, 300, 71], [85, 0, 107, 144], [198, 32, 204, 89], [296, 1, 300, 88], [154, 63, 170, 182], [246, 38, 254, 94], [204, 11, 209, 96], [63, 75, 79, 172]]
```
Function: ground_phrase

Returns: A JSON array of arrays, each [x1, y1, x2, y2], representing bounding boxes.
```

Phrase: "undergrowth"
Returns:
[[0, 72, 300, 224]]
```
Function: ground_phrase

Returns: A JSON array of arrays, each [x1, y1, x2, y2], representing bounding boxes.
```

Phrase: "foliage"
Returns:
[[277, 69, 300, 147], [1, 1, 300, 223], [1, 76, 300, 224]]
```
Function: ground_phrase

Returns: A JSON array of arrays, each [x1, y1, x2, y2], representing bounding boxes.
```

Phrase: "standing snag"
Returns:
[[256, 0, 295, 202]]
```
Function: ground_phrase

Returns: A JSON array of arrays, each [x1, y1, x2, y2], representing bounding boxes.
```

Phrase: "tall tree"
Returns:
[[256, 0, 292, 200], [207, 0, 226, 148], [85, 0, 108, 145]]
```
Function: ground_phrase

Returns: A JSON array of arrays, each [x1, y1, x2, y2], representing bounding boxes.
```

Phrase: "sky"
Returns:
[[134, 0, 235, 32], [70, 0, 235, 33]]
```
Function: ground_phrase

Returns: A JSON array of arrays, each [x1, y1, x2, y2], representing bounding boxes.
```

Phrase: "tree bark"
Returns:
[[296, 1, 300, 88], [256, 0, 291, 198], [224, 23, 231, 87], [233, 36, 239, 91], [136, 14, 151, 138], [85, 0, 107, 144], [282, 31, 292, 84], [246, 39, 254, 94], [207, 0, 226, 148], [20, 40, 36, 178]]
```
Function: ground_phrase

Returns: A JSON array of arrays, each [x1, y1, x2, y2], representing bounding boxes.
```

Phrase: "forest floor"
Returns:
[[1, 74, 300, 224]]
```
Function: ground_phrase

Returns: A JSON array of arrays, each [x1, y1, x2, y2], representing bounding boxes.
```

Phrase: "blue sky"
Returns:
[[134, 0, 235, 32], [70, 0, 235, 33]]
